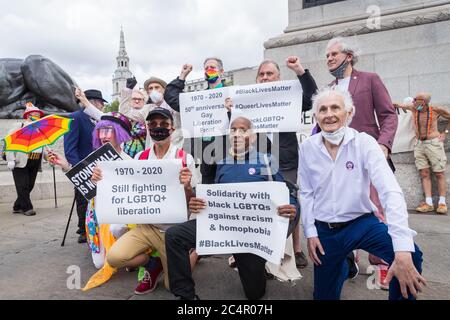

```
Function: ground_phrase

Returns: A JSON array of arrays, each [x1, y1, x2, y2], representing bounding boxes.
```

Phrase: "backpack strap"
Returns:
[[138, 148, 152, 160], [176, 148, 187, 168], [140, 147, 187, 167]]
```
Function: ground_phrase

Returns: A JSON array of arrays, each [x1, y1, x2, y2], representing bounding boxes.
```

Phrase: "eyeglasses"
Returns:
[[132, 97, 144, 102], [97, 126, 114, 137]]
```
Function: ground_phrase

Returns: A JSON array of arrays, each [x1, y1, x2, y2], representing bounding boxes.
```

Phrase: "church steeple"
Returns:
[[112, 27, 133, 101], [116, 26, 129, 69]]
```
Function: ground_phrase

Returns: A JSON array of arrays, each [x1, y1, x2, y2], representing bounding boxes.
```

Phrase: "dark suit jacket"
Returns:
[[64, 109, 95, 166], [331, 70, 398, 151]]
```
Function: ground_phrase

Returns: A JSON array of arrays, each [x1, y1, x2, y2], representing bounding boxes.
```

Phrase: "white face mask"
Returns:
[[150, 90, 163, 104], [322, 126, 346, 145]]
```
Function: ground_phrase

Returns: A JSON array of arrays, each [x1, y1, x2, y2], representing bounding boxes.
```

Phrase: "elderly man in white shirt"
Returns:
[[298, 88, 425, 300]]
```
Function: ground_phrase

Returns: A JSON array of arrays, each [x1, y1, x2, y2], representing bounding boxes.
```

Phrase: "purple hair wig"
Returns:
[[92, 119, 131, 149]]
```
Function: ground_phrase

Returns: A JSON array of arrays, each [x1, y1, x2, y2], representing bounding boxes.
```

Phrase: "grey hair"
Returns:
[[131, 89, 148, 102], [204, 57, 224, 70], [312, 87, 355, 125], [258, 59, 280, 72], [326, 37, 361, 66], [257, 59, 280, 74], [231, 116, 254, 130]]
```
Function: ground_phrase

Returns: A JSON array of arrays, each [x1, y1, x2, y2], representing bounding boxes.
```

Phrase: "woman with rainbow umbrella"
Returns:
[[47, 111, 138, 290], [4, 104, 48, 216]]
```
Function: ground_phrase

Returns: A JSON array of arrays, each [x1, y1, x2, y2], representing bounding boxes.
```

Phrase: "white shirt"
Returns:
[[333, 76, 351, 92], [298, 127, 416, 252]]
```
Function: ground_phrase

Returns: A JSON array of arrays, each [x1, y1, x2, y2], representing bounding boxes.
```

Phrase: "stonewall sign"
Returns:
[[65, 143, 122, 201]]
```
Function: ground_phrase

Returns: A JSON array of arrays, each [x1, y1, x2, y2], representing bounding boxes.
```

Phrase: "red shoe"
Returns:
[[134, 257, 163, 295], [376, 265, 389, 290]]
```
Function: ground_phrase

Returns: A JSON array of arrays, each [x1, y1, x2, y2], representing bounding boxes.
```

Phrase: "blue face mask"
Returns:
[[330, 58, 350, 79], [416, 105, 424, 111]]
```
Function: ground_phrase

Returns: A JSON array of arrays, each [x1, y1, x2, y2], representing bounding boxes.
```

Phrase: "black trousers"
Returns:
[[12, 158, 41, 212], [166, 216, 298, 300], [74, 189, 87, 233]]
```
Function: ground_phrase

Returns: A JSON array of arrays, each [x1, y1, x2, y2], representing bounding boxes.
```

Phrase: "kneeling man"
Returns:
[[298, 88, 426, 300]]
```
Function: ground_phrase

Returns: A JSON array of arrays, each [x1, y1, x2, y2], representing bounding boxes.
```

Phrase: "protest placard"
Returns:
[[230, 80, 303, 133], [180, 87, 230, 138], [392, 108, 416, 153], [95, 159, 188, 225], [195, 182, 290, 265], [65, 143, 122, 201]]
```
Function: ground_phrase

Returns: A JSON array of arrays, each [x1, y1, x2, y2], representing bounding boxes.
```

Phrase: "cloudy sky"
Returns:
[[1, 0, 288, 101]]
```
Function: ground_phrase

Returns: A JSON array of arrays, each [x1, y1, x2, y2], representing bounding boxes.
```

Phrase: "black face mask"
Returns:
[[150, 127, 171, 141]]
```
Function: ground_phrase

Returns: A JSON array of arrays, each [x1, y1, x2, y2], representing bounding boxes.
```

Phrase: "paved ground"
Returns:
[[0, 197, 449, 300]]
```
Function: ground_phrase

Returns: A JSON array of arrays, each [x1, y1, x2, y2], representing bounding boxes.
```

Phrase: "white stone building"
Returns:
[[262, 0, 450, 207], [112, 28, 133, 101]]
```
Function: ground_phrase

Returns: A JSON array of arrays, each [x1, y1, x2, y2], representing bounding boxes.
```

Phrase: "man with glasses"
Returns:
[[64, 89, 107, 243], [394, 93, 450, 214], [117, 77, 183, 149]]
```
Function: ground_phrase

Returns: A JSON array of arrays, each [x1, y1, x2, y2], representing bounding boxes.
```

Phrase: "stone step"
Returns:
[[0, 164, 74, 204]]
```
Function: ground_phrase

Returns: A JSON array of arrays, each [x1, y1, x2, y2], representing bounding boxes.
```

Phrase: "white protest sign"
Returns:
[[180, 87, 230, 138], [230, 80, 303, 133], [392, 108, 416, 153], [95, 159, 188, 224], [196, 182, 290, 265]]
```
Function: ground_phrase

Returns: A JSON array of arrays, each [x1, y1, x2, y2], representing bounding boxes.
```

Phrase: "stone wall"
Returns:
[[260, 0, 450, 208]]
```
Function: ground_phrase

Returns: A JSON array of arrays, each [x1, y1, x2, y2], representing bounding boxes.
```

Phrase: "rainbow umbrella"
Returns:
[[3, 115, 72, 153]]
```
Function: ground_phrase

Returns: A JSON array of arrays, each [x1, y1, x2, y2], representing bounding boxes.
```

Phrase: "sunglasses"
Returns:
[[97, 126, 114, 137]]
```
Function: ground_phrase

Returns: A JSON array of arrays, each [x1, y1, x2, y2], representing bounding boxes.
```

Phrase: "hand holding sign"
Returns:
[[189, 197, 207, 213], [179, 167, 193, 188], [277, 204, 297, 221], [91, 166, 103, 184]]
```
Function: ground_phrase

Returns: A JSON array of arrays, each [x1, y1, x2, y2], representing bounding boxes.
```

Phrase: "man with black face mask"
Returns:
[[92, 107, 198, 295]]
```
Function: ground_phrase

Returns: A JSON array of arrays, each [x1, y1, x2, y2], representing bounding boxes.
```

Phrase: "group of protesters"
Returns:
[[9, 35, 450, 300]]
